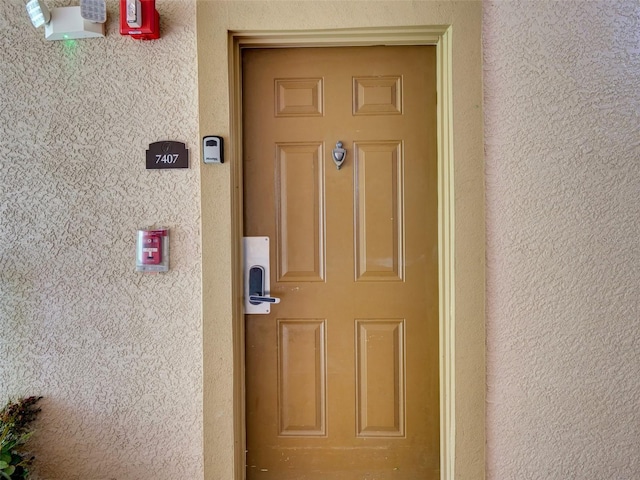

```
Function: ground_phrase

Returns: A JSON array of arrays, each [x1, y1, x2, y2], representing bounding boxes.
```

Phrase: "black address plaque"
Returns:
[[146, 141, 189, 169]]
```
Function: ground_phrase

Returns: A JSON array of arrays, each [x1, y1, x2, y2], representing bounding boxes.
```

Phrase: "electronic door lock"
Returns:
[[243, 237, 279, 314], [248, 266, 280, 305]]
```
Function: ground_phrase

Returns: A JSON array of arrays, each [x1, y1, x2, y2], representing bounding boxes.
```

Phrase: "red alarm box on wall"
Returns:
[[120, 0, 160, 40], [136, 228, 169, 273]]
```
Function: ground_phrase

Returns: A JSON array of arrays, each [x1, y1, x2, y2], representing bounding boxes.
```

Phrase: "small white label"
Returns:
[[126, 0, 141, 27]]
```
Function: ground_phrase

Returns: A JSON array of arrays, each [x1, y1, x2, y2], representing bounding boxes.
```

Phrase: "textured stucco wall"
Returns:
[[485, 1, 640, 478], [0, 1, 202, 479]]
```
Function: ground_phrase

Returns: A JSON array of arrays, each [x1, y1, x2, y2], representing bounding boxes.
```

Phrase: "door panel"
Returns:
[[243, 46, 438, 479], [354, 140, 404, 281], [275, 142, 325, 282]]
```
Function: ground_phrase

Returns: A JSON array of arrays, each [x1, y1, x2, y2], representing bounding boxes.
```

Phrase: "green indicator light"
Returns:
[[62, 38, 78, 55]]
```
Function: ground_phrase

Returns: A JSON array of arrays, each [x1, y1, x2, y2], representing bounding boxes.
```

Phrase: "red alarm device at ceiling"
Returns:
[[119, 0, 160, 40]]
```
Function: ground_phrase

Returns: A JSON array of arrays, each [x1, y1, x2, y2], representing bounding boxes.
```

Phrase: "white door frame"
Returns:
[[227, 27, 481, 480]]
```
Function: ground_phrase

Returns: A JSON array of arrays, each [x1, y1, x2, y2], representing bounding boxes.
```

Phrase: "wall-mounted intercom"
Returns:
[[136, 228, 169, 273], [119, 0, 160, 40], [203, 136, 224, 164]]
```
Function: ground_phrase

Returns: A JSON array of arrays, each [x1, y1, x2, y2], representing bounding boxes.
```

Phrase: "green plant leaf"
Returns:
[[1, 440, 16, 452], [0, 396, 42, 479]]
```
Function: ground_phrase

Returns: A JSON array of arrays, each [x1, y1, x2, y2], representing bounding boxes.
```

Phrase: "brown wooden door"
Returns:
[[243, 46, 438, 479]]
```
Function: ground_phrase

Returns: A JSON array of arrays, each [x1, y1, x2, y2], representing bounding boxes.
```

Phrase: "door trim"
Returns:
[[228, 27, 478, 480]]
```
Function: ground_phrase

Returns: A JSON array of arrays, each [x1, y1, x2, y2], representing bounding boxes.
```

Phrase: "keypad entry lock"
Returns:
[[243, 237, 280, 314], [248, 266, 281, 305]]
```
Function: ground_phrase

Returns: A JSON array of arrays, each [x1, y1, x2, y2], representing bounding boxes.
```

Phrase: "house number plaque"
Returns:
[[146, 141, 189, 169]]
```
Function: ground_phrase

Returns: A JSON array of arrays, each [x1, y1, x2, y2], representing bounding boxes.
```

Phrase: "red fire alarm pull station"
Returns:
[[119, 0, 160, 40], [136, 228, 169, 273]]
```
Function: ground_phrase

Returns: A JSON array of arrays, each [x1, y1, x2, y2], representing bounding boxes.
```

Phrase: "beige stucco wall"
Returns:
[[485, 1, 640, 478], [0, 1, 202, 479]]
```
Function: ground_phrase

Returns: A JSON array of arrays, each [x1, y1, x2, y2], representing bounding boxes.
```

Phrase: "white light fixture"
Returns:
[[26, 0, 107, 41], [26, 0, 50, 27], [80, 0, 107, 23]]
